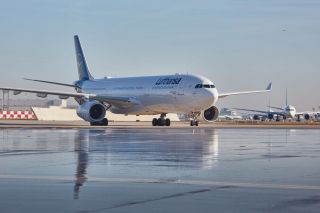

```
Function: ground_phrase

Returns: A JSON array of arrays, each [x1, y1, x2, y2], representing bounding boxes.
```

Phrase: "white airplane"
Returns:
[[234, 105, 296, 121], [234, 90, 312, 121], [218, 108, 242, 120], [0, 35, 272, 126]]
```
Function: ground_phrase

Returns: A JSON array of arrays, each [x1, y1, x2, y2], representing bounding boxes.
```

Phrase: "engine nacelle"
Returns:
[[200, 106, 219, 122], [304, 114, 310, 120], [268, 113, 274, 120], [76, 101, 106, 122]]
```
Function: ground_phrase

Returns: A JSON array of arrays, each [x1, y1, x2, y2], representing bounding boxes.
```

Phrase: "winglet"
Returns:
[[219, 82, 272, 99], [266, 82, 272, 91]]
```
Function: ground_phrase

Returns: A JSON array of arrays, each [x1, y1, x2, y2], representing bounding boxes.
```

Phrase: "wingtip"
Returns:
[[73, 35, 79, 40]]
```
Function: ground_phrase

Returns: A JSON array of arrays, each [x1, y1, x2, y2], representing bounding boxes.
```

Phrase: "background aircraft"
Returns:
[[234, 90, 313, 121]]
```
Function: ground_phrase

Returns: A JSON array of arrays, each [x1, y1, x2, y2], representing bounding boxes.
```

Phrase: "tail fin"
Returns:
[[266, 82, 272, 91], [285, 88, 288, 106], [74, 35, 94, 80]]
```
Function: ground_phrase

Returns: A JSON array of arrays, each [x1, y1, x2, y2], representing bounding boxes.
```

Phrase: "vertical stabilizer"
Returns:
[[74, 35, 94, 80], [285, 88, 288, 106]]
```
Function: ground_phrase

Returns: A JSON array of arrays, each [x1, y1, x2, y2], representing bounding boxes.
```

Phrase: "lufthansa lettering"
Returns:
[[155, 77, 182, 85]]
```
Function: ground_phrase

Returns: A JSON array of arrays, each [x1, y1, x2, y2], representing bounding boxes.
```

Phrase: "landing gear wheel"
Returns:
[[152, 113, 171, 127], [152, 118, 158, 126], [90, 118, 109, 126], [157, 118, 165, 126], [165, 118, 171, 126], [190, 120, 199, 126], [101, 118, 109, 126]]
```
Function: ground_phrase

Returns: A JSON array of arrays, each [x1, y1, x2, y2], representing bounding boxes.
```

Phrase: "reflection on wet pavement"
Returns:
[[0, 128, 320, 212]]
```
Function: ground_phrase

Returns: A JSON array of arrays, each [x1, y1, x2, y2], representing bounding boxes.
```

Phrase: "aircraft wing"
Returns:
[[295, 111, 320, 119], [233, 108, 270, 114], [23, 78, 79, 88], [233, 108, 284, 116], [295, 111, 316, 116], [0, 87, 139, 108], [219, 82, 272, 98], [270, 106, 284, 111]]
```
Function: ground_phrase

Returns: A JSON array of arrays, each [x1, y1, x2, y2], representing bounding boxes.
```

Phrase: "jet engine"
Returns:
[[253, 115, 260, 120], [200, 106, 219, 122], [304, 114, 310, 120], [76, 101, 106, 122], [268, 114, 274, 120]]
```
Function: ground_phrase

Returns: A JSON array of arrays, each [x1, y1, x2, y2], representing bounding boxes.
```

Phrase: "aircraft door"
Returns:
[[176, 78, 185, 96]]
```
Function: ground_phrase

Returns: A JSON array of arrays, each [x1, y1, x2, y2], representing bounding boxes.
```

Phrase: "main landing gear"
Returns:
[[152, 113, 171, 126], [190, 112, 200, 126], [190, 120, 199, 126], [90, 118, 109, 126]]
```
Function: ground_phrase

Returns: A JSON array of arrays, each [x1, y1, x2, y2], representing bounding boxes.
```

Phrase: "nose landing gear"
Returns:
[[190, 112, 200, 126], [152, 113, 171, 126], [190, 120, 199, 126]]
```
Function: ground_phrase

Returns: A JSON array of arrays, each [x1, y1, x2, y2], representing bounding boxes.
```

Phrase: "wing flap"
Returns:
[[233, 108, 269, 114], [92, 96, 140, 108], [233, 108, 285, 116]]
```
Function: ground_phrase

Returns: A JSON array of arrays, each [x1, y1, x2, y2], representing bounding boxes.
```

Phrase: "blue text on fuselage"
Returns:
[[155, 77, 182, 85]]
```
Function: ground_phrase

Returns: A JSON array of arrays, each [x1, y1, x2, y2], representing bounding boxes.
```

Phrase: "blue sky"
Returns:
[[0, 0, 319, 110]]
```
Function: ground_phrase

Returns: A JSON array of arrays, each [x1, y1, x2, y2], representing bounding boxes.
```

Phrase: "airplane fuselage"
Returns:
[[78, 74, 218, 115], [283, 105, 296, 118]]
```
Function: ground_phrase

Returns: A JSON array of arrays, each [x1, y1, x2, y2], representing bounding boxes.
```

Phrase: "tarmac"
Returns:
[[0, 122, 320, 212], [0, 120, 319, 129]]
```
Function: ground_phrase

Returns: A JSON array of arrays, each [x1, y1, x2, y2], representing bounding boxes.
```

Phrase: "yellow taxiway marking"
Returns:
[[0, 174, 320, 190]]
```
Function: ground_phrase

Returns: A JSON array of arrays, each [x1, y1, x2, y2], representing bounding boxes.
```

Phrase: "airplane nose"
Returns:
[[203, 89, 218, 107], [211, 88, 218, 105]]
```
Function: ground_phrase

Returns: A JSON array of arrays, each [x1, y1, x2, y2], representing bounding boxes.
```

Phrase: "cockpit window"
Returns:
[[195, 84, 215, 88]]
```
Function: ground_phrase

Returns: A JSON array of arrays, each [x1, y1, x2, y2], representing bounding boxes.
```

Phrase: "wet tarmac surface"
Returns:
[[0, 128, 320, 212]]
